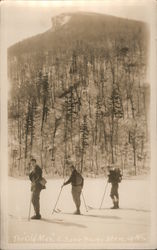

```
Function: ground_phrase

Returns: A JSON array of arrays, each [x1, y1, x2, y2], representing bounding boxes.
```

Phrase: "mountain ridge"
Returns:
[[8, 12, 148, 57]]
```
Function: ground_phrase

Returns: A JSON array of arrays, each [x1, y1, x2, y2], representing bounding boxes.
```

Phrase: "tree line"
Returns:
[[8, 32, 149, 177]]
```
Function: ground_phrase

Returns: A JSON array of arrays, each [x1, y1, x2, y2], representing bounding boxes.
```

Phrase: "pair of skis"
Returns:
[[52, 186, 88, 215], [52, 180, 109, 215]]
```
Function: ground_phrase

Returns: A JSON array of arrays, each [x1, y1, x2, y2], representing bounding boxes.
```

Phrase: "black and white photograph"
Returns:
[[0, 0, 157, 249]]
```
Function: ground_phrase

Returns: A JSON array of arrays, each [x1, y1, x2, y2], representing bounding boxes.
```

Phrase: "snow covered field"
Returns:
[[7, 176, 151, 247]]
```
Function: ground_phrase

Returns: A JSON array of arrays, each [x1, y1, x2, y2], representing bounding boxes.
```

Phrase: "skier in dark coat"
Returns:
[[29, 159, 45, 219], [108, 165, 122, 209], [62, 165, 84, 214]]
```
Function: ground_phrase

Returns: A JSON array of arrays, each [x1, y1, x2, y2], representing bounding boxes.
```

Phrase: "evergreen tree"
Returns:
[[107, 84, 123, 163], [41, 72, 49, 132], [80, 115, 89, 173]]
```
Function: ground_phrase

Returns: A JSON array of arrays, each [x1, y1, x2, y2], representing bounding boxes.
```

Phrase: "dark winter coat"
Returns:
[[108, 168, 122, 184], [64, 169, 84, 187], [29, 165, 43, 191]]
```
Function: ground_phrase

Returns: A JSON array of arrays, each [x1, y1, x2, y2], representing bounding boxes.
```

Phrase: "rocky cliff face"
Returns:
[[51, 13, 72, 31]]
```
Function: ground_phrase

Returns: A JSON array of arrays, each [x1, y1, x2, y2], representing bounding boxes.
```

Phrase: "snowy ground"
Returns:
[[7, 176, 151, 248]]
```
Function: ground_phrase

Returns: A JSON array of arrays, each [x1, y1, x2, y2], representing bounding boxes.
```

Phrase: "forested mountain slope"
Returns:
[[8, 12, 149, 177]]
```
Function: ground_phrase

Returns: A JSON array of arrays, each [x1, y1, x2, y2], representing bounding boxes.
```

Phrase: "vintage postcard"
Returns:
[[0, 0, 157, 249]]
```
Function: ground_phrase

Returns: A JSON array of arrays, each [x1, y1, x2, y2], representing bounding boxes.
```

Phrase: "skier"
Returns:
[[62, 165, 84, 215], [29, 159, 46, 219], [108, 165, 122, 209]]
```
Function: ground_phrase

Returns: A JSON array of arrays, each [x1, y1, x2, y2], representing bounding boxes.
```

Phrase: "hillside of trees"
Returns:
[[8, 12, 150, 177]]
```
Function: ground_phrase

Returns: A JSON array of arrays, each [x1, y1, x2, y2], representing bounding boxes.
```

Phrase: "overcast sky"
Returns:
[[1, 0, 155, 48]]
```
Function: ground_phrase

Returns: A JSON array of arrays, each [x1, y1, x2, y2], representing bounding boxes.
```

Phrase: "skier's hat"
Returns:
[[107, 165, 114, 171], [70, 164, 75, 170]]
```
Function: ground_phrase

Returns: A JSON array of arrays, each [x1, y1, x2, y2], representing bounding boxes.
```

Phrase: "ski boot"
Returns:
[[74, 209, 81, 215], [31, 214, 41, 220], [110, 200, 117, 209]]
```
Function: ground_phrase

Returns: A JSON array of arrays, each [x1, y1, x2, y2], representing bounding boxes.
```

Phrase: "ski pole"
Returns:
[[52, 186, 63, 214], [28, 192, 33, 221], [99, 179, 108, 209], [81, 191, 88, 212]]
